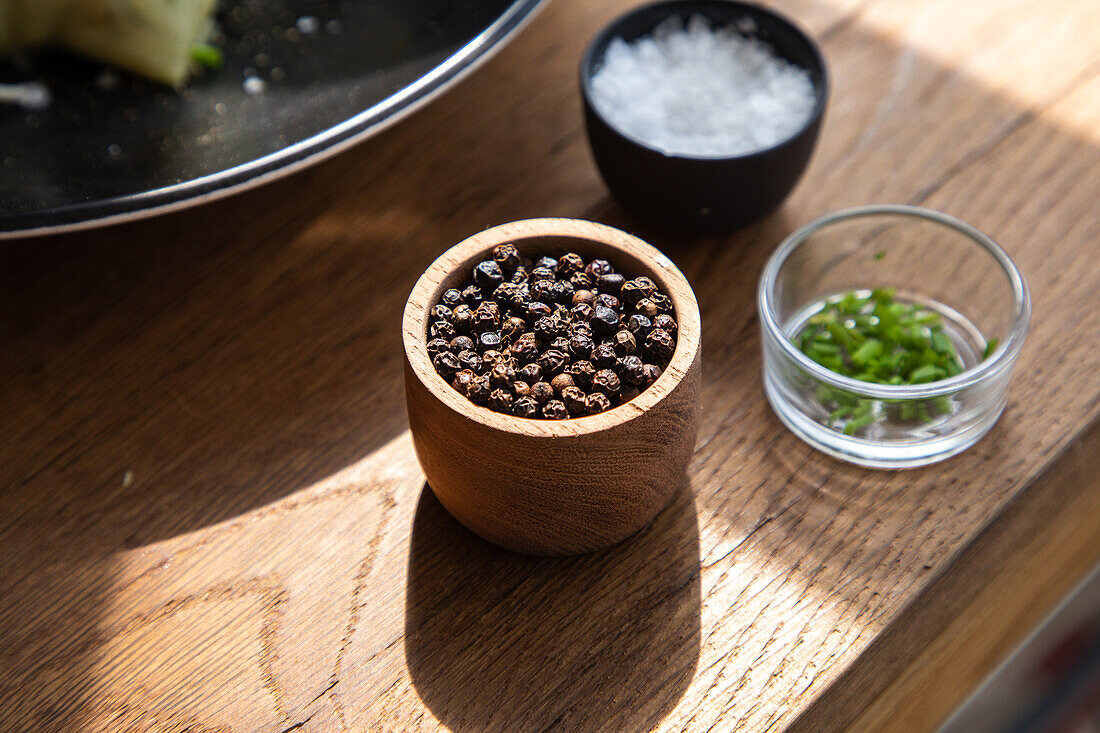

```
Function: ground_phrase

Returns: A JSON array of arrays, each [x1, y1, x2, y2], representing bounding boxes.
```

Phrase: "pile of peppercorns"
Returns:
[[426, 243, 678, 419]]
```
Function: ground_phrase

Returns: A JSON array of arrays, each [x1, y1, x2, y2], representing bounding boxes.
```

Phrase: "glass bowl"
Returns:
[[757, 205, 1031, 468]]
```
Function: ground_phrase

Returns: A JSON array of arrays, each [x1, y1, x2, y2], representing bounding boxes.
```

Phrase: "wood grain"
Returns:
[[1, 0, 1099, 731], [402, 219, 702, 555]]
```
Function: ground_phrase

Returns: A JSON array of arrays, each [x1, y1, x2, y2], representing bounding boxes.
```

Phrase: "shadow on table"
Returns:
[[405, 479, 702, 732]]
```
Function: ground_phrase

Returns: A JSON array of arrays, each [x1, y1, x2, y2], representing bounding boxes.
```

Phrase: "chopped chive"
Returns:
[[795, 287, 968, 431], [190, 43, 224, 71], [909, 364, 939, 383], [931, 331, 953, 354], [850, 338, 883, 367], [829, 405, 853, 423], [844, 411, 878, 435]]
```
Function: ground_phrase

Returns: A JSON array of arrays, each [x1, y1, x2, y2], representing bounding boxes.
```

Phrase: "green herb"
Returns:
[[874, 250, 887, 260], [982, 338, 999, 360], [795, 288, 971, 436], [190, 43, 224, 71]]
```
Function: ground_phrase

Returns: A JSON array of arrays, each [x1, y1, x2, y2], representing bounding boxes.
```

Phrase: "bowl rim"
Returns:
[[757, 204, 1032, 400], [578, 0, 830, 162], [403, 217, 702, 438]]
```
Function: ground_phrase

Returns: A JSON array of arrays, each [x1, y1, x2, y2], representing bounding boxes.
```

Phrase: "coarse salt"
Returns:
[[590, 14, 816, 156]]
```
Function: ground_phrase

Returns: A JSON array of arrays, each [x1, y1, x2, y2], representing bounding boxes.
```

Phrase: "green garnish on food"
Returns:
[[190, 43, 224, 71], [798, 287, 963, 385], [795, 288, 1000, 435]]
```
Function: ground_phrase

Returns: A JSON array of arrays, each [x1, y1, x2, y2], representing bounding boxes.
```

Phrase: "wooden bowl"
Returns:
[[403, 218, 701, 555]]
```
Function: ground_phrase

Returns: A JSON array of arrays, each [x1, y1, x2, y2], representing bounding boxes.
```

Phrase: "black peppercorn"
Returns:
[[474, 260, 504, 290], [451, 304, 474, 333], [427, 338, 450, 358], [513, 380, 532, 399], [502, 316, 526, 340], [452, 369, 477, 396], [550, 336, 570, 353], [476, 300, 501, 320], [531, 279, 556, 304], [526, 301, 552, 324], [550, 373, 575, 395], [592, 369, 621, 396], [441, 288, 463, 308], [653, 313, 677, 336], [571, 303, 595, 323], [517, 362, 542, 384], [433, 351, 461, 378], [561, 386, 588, 416], [570, 272, 594, 291], [557, 252, 584, 277], [634, 276, 658, 295], [572, 289, 595, 306], [513, 395, 539, 418], [457, 349, 482, 373], [430, 304, 453, 322], [612, 329, 637, 356], [472, 306, 500, 335], [566, 360, 595, 390], [477, 331, 502, 352], [461, 284, 483, 307], [645, 328, 675, 361], [585, 392, 612, 414], [620, 279, 648, 307], [492, 282, 518, 306], [489, 388, 513, 413], [650, 293, 673, 313], [542, 400, 569, 419], [550, 280, 574, 304], [534, 316, 559, 342], [481, 349, 505, 371], [530, 266, 555, 283], [511, 266, 530, 284], [467, 375, 491, 404], [592, 343, 617, 369], [626, 313, 652, 335], [597, 273, 625, 294], [642, 363, 662, 385], [492, 243, 521, 272], [592, 305, 619, 336], [489, 362, 516, 390], [531, 381, 554, 404], [430, 320, 456, 340], [450, 335, 474, 353], [585, 259, 613, 278], [593, 293, 620, 311], [568, 332, 595, 360], [538, 349, 568, 376], [535, 256, 558, 271], [569, 321, 594, 339], [635, 298, 659, 318], [510, 337, 539, 364], [617, 355, 645, 385]]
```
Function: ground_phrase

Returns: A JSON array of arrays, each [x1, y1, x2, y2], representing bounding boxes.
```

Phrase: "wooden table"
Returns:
[[3, 1, 1099, 731]]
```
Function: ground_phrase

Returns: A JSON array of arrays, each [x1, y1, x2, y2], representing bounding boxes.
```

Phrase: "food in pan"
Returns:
[[0, 0, 221, 86]]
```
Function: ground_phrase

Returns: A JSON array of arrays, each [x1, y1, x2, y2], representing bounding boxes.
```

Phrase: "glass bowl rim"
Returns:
[[757, 204, 1031, 400]]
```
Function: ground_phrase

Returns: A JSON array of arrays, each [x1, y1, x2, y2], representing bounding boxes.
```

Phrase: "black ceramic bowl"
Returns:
[[580, 0, 829, 233]]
